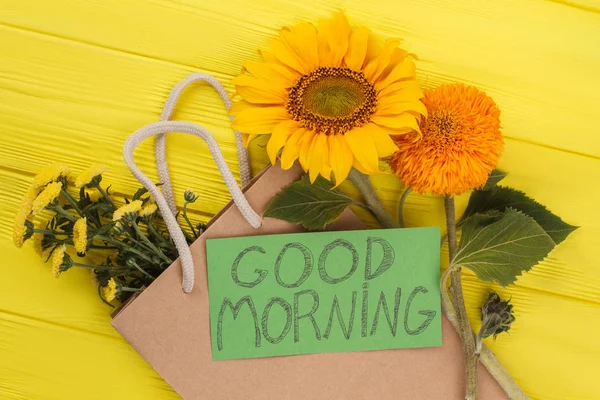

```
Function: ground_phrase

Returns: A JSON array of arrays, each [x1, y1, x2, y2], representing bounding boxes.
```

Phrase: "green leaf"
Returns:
[[264, 175, 354, 230], [483, 169, 508, 190], [463, 186, 577, 244], [454, 209, 556, 286]]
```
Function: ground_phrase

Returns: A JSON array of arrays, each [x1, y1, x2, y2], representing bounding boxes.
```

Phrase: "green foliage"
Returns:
[[453, 209, 556, 286], [463, 186, 578, 244], [264, 175, 355, 230], [482, 169, 508, 190]]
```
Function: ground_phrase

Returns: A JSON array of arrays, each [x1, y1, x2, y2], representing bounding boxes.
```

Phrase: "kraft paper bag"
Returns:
[[112, 164, 507, 399]]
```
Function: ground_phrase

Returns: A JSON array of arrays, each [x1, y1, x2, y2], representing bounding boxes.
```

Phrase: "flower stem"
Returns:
[[51, 204, 77, 222], [95, 235, 155, 264], [132, 222, 172, 264], [128, 259, 156, 281], [94, 183, 117, 210], [444, 196, 479, 400], [347, 169, 399, 229], [182, 202, 197, 237], [397, 187, 412, 228], [441, 270, 528, 399]]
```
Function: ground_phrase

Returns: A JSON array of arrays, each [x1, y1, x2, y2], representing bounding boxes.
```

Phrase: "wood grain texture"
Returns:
[[0, 0, 598, 399]]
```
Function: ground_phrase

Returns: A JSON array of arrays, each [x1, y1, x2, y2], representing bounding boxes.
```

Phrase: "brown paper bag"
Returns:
[[112, 164, 506, 399]]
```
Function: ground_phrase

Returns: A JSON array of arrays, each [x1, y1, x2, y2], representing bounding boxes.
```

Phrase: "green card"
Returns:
[[206, 227, 441, 361]]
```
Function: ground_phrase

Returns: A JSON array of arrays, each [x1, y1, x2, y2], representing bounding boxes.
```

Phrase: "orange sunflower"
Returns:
[[230, 12, 426, 184], [390, 83, 503, 195]]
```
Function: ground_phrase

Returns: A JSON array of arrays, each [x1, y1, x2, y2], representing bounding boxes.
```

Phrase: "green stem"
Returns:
[[397, 187, 412, 228], [51, 204, 77, 222], [120, 286, 143, 293], [94, 183, 117, 210], [72, 262, 129, 271], [347, 168, 399, 229], [95, 235, 155, 264], [440, 269, 528, 399], [182, 202, 197, 237], [33, 228, 67, 236], [132, 222, 172, 264], [128, 259, 156, 281], [445, 196, 479, 400], [60, 189, 85, 216]]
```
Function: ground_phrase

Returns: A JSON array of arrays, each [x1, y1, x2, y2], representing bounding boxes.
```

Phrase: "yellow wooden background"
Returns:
[[1, 0, 599, 399]]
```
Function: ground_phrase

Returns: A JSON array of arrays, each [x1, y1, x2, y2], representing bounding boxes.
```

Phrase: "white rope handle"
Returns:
[[123, 74, 262, 293], [156, 73, 252, 215]]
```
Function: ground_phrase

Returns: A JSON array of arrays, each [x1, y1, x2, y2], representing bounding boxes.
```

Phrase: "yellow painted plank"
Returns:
[[1, 0, 600, 156]]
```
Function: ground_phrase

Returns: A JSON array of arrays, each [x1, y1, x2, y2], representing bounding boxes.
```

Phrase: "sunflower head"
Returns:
[[231, 12, 425, 184], [390, 83, 503, 196]]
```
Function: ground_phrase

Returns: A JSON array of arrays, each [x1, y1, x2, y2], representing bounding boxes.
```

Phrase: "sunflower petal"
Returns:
[[344, 26, 370, 70], [242, 62, 298, 88], [320, 136, 333, 180], [281, 22, 320, 72], [270, 38, 309, 74], [343, 127, 380, 174], [377, 79, 423, 99], [232, 107, 289, 134], [375, 100, 428, 117], [363, 39, 401, 82], [266, 121, 299, 165], [308, 133, 327, 183], [298, 130, 316, 171], [375, 59, 416, 90], [363, 123, 399, 157], [318, 12, 351, 66], [233, 75, 287, 104], [372, 113, 421, 134], [229, 100, 254, 116], [363, 32, 383, 68], [259, 49, 278, 63], [329, 134, 354, 185], [280, 128, 306, 169]]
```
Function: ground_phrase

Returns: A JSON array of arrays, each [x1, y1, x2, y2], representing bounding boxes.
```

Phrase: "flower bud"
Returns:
[[479, 291, 516, 340], [184, 188, 199, 203]]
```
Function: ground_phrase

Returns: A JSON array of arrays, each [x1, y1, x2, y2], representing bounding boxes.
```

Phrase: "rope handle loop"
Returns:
[[123, 74, 261, 293]]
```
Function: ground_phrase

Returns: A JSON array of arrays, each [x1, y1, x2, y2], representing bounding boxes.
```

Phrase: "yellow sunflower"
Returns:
[[231, 12, 425, 184]]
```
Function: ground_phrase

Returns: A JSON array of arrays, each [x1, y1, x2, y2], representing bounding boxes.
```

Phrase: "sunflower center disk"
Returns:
[[287, 67, 377, 134]]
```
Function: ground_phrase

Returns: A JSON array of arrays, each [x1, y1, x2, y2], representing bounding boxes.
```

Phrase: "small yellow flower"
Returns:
[[32, 163, 70, 189], [73, 217, 88, 255], [184, 188, 199, 203], [51, 244, 67, 278], [12, 210, 28, 248], [84, 188, 103, 202], [20, 186, 39, 216], [32, 181, 63, 215], [139, 203, 158, 217], [31, 232, 46, 257], [75, 164, 106, 188], [113, 200, 143, 221], [102, 278, 118, 302]]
